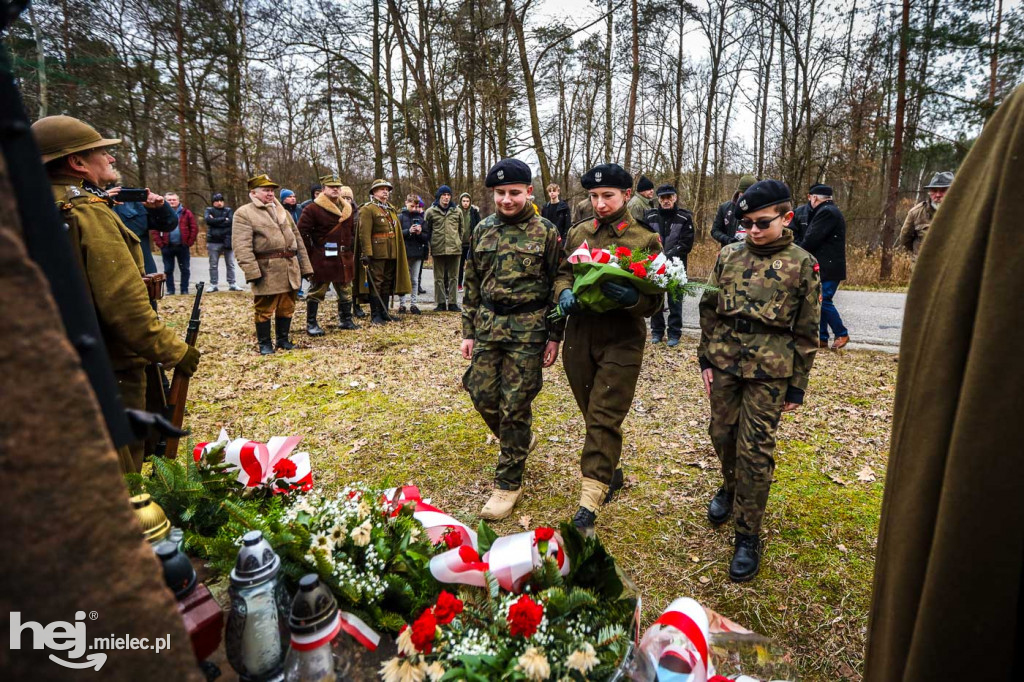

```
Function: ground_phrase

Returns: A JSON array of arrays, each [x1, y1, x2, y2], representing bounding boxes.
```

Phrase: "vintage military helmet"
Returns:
[[31, 115, 121, 164], [924, 171, 954, 189], [368, 178, 393, 193]]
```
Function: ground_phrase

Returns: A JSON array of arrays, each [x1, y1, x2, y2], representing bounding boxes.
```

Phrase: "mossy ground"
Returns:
[[162, 293, 894, 681]]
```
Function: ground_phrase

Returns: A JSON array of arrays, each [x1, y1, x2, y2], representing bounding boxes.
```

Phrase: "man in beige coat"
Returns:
[[233, 174, 313, 354]]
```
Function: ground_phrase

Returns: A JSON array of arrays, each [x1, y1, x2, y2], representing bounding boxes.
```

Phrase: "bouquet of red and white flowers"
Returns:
[[552, 242, 708, 318]]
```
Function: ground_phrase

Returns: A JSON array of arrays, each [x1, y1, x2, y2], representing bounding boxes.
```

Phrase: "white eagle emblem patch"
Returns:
[[497, 169, 504, 180], [595, 171, 603, 182]]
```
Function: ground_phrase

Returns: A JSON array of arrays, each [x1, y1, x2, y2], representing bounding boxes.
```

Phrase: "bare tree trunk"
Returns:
[[989, 0, 1003, 113], [604, 0, 613, 159], [324, 55, 343, 174], [624, 0, 640, 170], [758, 19, 776, 178], [28, 4, 48, 118], [173, 0, 189, 203], [505, 0, 552, 189], [880, 0, 910, 280], [372, 0, 385, 178]]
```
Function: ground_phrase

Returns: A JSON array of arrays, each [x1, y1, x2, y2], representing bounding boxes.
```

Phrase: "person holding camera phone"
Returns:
[[110, 185, 176, 275]]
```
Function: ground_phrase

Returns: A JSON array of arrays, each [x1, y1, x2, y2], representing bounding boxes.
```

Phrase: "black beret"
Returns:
[[808, 183, 833, 195], [580, 163, 632, 191], [636, 175, 654, 192], [485, 158, 532, 187], [655, 183, 677, 197], [737, 179, 791, 217]]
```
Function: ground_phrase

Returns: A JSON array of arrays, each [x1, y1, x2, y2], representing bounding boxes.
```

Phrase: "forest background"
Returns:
[[6, 0, 1023, 279]]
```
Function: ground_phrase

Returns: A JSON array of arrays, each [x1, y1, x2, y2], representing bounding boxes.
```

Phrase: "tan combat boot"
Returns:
[[480, 488, 523, 521]]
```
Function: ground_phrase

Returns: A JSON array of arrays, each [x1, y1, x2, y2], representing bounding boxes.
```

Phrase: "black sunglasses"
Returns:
[[739, 214, 783, 230]]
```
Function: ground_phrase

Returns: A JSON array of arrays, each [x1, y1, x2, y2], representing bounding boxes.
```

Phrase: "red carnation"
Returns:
[[507, 594, 544, 638], [272, 458, 297, 479], [534, 527, 555, 543], [410, 609, 437, 653], [433, 590, 464, 625], [442, 529, 463, 549], [615, 246, 632, 258], [629, 262, 648, 278]]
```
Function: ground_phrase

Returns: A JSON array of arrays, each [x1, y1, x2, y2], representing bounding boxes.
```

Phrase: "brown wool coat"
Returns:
[[297, 193, 355, 285], [232, 194, 313, 295], [864, 84, 1024, 680]]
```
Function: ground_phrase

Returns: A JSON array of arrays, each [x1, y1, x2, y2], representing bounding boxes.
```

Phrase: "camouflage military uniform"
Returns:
[[897, 200, 936, 264], [554, 207, 663, 506], [698, 228, 821, 535], [462, 208, 562, 490]]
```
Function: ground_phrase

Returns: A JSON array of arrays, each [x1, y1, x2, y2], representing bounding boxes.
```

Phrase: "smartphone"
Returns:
[[118, 188, 149, 203]]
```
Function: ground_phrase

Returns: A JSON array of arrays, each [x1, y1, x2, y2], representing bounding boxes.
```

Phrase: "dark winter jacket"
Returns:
[[204, 205, 234, 245], [711, 195, 742, 246], [791, 203, 811, 244], [541, 200, 572, 241], [152, 207, 198, 248], [799, 200, 846, 281], [282, 202, 302, 226], [400, 208, 431, 260], [113, 200, 177, 274], [644, 207, 695, 266]]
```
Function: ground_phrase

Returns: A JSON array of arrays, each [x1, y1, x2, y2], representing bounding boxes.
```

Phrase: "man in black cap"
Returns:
[[798, 183, 849, 349], [461, 158, 562, 521], [555, 163, 663, 536], [698, 179, 821, 582], [644, 184, 695, 346], [712, 174, 757, 247], [627, 174, 656, 222], [897, 171, 954, 265], [204, 192, 240, 292], [298, 182, 323, 215]]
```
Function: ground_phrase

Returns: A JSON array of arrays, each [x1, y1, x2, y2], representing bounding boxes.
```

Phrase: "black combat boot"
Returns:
[[369, 297, 388, 325], [572, 507, 597, 538], [275, 316, 295, 350], [338, 300, 360, 330], [353, 302, 367, 318], [729, 533, 761, 582], [707, 487, 734, 525], [603, 468, 624, 504], [306, 300, 326, 337], [256, 320, 275, 355]]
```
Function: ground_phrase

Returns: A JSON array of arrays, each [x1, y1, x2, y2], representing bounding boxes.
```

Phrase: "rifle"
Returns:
[[162, 282, 204, 458]]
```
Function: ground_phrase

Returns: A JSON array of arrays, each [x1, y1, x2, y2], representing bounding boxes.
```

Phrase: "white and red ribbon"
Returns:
[[567, 240, 593, 264], [383, 486, 477, 549], [338, 610, 381, 651], [640, 597, 713, 682], [485, 530, 570, 593], [193, 429, 313, 493]]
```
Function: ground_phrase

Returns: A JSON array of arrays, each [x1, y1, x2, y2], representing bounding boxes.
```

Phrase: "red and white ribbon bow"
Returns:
[[428, 528, 570, 593], [568, 239, 593, 264], [641, 597, 713, 682], [382, 486, 477, 549], [193, 429, 313, 493]]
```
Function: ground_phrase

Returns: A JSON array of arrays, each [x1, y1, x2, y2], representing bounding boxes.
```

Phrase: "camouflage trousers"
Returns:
[[708, 368, 788, 535], [462, 341, 544, 490]]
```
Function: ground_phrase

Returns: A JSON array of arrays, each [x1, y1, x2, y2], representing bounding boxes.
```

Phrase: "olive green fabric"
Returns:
[[232, 194, 313, 295], [626, 193, 654, 223], [52, 176, 188, 372], [864, 85, 1024, 681], [698, 228, 821, 394], [425, 202, 464, 256], [462, 212, 562, 343], [357, 201, 411, 295]]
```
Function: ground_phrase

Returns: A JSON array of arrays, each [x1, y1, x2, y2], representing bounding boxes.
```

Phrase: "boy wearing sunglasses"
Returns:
[[697, 179, 822, 582]]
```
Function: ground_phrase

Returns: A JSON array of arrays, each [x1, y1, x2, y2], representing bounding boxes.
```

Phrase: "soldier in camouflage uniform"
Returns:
[[461, 159, 562, 520], [555, 163, 663, 537], [698, 179, 821, 582]]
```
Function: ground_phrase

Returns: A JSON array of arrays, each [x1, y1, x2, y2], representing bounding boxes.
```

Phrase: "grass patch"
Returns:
[[163, 293, 893, 681]]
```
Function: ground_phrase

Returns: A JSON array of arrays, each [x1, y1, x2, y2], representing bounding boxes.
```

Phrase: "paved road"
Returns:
[[182, 255, 906, 350]]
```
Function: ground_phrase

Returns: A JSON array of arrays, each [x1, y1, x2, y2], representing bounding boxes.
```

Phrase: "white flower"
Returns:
[[328, 524, 346, 547], [566, 642, 598, 674], [357, 500, 371, 519], [379, 657, 426, 682], [426, 661, 445, 682], [408, 525, 421, 542], [310, 533, 332, 552], [350, 519, 373, 547], [396, 625, 417, 657], [517, 647, 551, 681]]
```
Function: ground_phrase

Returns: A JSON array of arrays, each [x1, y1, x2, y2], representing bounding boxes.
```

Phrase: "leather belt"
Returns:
[[720, 316, 789, 335], [482, 299, 549, 315], [372, 232, 396, 238], [255, 250, 297, 260]]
